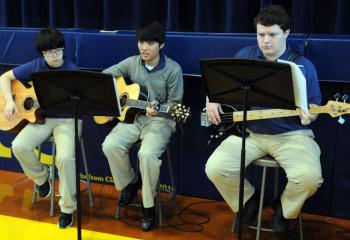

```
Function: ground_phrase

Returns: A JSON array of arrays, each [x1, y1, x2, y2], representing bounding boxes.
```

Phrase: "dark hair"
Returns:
[[136, 21, 165, 44], [254, 4, 290, 31], [35, 28, 65, 54]]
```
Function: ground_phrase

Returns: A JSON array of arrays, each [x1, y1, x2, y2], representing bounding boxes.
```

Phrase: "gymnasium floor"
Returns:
[[1, 169, 350, 240]]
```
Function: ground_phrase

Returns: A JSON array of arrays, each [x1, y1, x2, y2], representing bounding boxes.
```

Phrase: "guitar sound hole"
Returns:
[[23, 97, 34, 110]]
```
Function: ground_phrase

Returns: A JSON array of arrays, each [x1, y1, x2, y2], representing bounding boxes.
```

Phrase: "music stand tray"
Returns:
[[31, 70, 121, 240], [200, 58, 295, 239], [201, 58, 295, 109]]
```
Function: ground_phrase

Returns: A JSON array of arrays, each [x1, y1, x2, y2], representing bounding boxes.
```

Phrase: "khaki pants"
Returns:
[[102, 115, 176, 208], [205, 129, 323, 219], [12, 118, 82, 214]]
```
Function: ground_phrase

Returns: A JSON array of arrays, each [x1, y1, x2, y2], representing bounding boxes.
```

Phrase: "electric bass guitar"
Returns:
[[0, 80, 44, 132], [201, 100, 350, 139], [94, 77, 190, 124]]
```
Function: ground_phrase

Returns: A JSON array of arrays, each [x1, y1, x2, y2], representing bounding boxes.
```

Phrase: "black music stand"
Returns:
[[200, 58, 295, 240], [31, 70, 121, 240]]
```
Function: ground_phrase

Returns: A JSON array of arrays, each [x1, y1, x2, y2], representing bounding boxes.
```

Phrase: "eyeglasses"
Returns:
[[43, 48, 64, 57]]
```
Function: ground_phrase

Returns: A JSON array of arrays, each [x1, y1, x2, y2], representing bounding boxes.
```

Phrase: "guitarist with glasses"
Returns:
[[102, 21, 184, 231], [0, 28, 79, 229], [205, 5, 323, 233]]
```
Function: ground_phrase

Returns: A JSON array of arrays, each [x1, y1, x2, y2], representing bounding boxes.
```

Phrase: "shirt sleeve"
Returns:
[[304, 59, 322, 105], [12, 61, 35, 83], [102, 57, 131, 78], [166, 65, 184, 105]]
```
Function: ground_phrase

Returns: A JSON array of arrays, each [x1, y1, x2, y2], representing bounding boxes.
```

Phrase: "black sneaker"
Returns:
[[36, 180, 51, 198], [140, 205, 155, 231], [118, 178, 141, 207], [271, 198, 289, 233], [57, 212, 73, 229], [234, 190, 260, 232]]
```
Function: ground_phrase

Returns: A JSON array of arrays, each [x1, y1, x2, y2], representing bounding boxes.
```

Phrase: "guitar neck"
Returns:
[[125, 99, 170, 113], [232, 106, 326, 122]]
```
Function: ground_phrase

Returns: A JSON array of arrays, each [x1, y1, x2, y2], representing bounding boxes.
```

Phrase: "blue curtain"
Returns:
[[0, 0, 349, 34]]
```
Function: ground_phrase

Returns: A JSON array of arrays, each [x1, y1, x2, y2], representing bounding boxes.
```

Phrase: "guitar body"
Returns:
[[93, 77, 148, 124], [201, 104, 243, 140], [0, 80, 44, 132]]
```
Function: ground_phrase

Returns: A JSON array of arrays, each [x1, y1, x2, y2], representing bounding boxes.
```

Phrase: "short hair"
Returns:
[[254, 4, 291, 31], [35, 28, 65, 54], [136, 21, 165, 44]]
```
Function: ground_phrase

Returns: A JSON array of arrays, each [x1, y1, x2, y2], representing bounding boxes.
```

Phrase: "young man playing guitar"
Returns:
[[102, 21, 184, 231], [205, 5, 323, 233], [0, 28, 79, 228]]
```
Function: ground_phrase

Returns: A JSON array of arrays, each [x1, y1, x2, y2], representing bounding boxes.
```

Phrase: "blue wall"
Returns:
[[1, 28, 350, 219]]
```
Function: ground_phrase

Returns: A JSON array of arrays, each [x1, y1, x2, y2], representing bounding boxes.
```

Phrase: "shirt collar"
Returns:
[[141, 53, 165, 73], [256, 42, 292, 61]]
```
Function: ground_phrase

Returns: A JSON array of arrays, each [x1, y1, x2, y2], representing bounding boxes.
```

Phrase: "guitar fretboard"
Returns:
[[125, 99, 170, 113], [232, 104, 346, 122], [232, 109, 301, 122]]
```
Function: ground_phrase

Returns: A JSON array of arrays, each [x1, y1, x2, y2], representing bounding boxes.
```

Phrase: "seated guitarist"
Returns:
[[102, 21, 183, 231], [0, 28, 79, 229], [205, 5, 323, 233]]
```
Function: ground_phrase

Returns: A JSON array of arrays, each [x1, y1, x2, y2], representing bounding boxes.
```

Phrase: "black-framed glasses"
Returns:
[[43, 48, 64, 57]]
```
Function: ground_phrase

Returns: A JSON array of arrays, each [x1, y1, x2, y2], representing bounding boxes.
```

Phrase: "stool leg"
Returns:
[[50, 142, 56, 217], [115, 195, 121, 219], [157, 180, 163, 226], [274, 168, 279, 200], [80, 139, 94, 207], [166, 146, 176, 198], [256, 166, 267, 240], [299, 213, 304, 240], [231, 215, 238, 232], [32, 144, 43, 204]]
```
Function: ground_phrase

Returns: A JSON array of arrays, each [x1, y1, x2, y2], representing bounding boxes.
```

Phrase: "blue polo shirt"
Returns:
[[13, 57, 78, 118], [234, 44, 321, 134]]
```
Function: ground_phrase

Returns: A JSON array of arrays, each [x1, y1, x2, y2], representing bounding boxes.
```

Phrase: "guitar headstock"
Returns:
[[324, 99, 350, 117], [170, 104, 191, 123]]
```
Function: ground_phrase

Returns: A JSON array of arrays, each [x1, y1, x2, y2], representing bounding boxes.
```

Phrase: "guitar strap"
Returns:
[[249, 45, 301, 63]]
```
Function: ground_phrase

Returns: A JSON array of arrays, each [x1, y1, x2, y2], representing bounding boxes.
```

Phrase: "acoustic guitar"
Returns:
[[94, 77, 190, 124], [0, 80, 44, 132], [201, 100, 350, 139]]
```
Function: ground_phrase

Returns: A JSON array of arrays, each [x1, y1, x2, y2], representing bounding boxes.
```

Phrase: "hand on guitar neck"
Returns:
[[299, 103, 318, 125], [146, 100, 159, 116]]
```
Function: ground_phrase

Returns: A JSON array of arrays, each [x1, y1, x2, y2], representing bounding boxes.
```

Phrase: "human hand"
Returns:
[[206, 101, 223, 125], [146, 101, 159, 116], [4, 100, 17, 120], [299, 104, 318, 125]]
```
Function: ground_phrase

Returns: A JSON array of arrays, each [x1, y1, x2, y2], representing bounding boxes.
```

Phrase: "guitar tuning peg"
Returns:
[[342, 94, 349, 102], [338, 116, 345, 125], [334, 93, 341, 101]]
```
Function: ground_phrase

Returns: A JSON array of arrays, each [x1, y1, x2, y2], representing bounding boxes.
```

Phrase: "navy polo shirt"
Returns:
[[234, 44, 321, 134]]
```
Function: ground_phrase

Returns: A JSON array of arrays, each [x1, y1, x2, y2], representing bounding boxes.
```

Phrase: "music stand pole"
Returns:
[[73, 96, 82, 240], [237, 86, 249, 240]]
